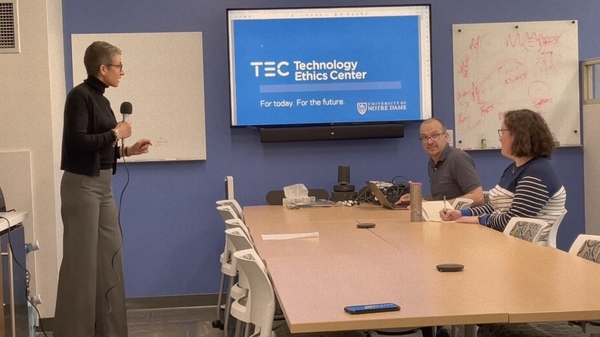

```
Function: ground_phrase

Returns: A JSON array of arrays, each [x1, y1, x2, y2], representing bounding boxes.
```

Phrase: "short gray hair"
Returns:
[[421, 117, 447, 132], [83, 41, 122, 76]]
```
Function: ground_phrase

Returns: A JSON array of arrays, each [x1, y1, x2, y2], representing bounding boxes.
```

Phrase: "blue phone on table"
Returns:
[[344, 303, 400, 314]]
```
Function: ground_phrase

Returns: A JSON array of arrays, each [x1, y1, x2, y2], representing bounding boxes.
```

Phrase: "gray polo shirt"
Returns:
[[427, 145, 481, 200]]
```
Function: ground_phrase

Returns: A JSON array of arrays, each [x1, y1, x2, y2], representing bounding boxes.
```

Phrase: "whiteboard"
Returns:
[[452, 21, 580, 150], [72, 32, 206, 161]]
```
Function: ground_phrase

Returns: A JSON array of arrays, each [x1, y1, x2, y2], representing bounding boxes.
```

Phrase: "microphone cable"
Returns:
[[95, 141, 130, 333]]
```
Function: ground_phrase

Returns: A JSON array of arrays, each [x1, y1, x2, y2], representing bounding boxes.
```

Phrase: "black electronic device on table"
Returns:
[[365, 181, 408, 210], [436, 263, 464, 272], [344, 303, 400, 314], [356, 222, 376, 229]]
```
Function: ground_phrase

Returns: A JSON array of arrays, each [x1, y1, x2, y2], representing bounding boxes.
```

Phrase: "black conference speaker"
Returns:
[[260, 124, 404, 143], [337, 165, 350, 184], [334, 165, 355, 193]]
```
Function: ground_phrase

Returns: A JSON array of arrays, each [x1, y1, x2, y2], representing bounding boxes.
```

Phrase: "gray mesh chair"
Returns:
[[568, 234, 600, 336], [451, 197, 474, 210], [503, 217, 551, 243]]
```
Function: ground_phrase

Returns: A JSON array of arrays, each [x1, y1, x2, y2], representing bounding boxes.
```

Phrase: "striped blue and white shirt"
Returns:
[[463, 157, 566, 243]]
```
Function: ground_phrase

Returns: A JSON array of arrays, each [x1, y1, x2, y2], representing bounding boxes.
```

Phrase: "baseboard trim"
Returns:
[[38, 293, 220, 332]]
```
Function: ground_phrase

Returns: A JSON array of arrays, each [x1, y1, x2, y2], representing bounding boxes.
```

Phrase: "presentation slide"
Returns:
[[229, 14, 425, 126]]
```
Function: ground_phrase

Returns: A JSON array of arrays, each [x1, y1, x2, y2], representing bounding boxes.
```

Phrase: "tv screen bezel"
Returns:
[[226, 4, 433, 129]]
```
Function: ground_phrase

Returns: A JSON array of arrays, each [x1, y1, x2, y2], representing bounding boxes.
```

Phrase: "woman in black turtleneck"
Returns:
[[54, 41, 152, 337]]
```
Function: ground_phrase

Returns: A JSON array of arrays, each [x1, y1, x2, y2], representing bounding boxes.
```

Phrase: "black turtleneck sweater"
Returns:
[[60, 76, 120, 176]]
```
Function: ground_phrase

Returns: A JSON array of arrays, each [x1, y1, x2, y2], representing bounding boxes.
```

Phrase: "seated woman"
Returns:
[[440, 109, 566, 245]]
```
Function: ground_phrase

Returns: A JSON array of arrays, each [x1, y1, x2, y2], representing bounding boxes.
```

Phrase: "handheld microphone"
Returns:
[[119, 102, 133, 150], [120, 101, 132, 122]]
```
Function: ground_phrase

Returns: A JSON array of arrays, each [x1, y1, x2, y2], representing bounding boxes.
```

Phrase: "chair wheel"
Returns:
[[212, 320, 222, 328]]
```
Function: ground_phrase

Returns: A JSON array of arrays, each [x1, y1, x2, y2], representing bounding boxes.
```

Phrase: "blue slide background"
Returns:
[[231, 15, 423, 126]]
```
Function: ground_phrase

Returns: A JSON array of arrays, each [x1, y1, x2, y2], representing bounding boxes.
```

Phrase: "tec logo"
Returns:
[[250, 61, 289, 77]]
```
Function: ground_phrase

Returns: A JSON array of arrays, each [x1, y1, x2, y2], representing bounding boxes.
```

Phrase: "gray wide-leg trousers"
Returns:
[[54, 169, 128, 337]]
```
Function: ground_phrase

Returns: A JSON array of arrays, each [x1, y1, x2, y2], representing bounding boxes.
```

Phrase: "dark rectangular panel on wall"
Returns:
[[260, 124, 404, 143]]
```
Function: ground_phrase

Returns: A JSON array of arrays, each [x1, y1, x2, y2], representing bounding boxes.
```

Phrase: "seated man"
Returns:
[[397, 118, 484, 207]]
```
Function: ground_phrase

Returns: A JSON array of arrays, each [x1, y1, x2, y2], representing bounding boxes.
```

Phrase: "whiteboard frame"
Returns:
[[452, 20, 581, 150], [71, 32, 207, 162]]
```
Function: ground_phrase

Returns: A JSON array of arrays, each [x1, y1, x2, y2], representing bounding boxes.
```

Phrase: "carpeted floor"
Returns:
[[34, 306, 483, 337], [127, 306, 220, 337], [37, 306, 224, 337]]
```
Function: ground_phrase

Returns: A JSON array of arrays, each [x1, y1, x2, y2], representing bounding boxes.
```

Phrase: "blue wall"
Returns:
[[61, 0, 596, 298]]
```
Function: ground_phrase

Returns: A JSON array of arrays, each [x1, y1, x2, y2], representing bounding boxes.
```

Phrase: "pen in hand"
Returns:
[[442, 195, 448, 220]]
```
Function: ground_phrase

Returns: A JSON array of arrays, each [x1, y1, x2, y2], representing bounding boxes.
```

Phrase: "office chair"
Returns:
[[213, 227, 240, 336], [230, 248, 275, 337], [451, 198, 473, 210], [265, 189, 329, 205], [217, 199, 245, 223], [569, 234, 600, 262], [482, 191, 490, 204], [213, 205, 245, 333], [568, 234, 600, 336], [218, 204, 240, 222], [226, 227, 288, 336], [216, 220, 258, 336], [503, 217, 551, 244], [225, 218, 253, 243], [225, 228, 254, 337], [545, 210, 568, 249]]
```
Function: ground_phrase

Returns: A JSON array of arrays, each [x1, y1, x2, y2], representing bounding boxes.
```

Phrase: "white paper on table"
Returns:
[[261, 232, 319, 240], [422, 200, 454, 222]]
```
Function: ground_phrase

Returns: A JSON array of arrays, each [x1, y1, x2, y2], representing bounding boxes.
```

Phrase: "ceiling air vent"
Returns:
[[0, 0, 19, 54]]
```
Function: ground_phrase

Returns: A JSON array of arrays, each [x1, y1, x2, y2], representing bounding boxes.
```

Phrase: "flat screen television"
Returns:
[[227, 5, 432, 128]]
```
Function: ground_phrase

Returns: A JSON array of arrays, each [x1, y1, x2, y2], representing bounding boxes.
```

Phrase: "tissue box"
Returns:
[[283, 196, 316, 209]]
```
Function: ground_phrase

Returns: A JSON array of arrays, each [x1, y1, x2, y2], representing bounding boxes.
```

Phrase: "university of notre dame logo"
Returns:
[[357, 102, 367, 115]]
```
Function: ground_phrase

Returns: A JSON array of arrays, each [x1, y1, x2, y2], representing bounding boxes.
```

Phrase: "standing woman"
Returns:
[[55, 41, 151, 337], [440, 109, 566, 245]]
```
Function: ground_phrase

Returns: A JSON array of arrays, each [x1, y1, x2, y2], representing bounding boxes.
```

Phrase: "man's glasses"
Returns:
[[498, 129, 509, 137], [419, 132, 445, 143], [106, 63, 123, 71]]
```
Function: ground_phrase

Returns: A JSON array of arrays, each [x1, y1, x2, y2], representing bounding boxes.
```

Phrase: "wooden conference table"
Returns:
[[243, 205, 600, 334]]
